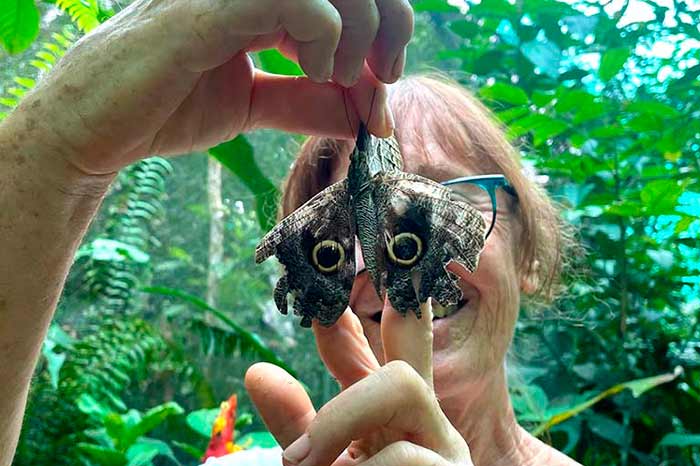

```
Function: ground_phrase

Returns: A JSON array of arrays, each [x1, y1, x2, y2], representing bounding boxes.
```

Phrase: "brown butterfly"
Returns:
[[255, 124, 485, 327]]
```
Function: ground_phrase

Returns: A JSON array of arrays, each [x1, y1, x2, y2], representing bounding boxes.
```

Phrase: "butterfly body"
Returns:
[[256, 125, 485, 328]]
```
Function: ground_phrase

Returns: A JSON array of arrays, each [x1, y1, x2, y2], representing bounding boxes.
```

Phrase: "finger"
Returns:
[[329, 0, 380, 87], [244, 363, 316, 448], [358, 441, 456, 466], [283, 361, 458, 466], [367, 0, 414, 83], [313, 309, 381, 390], [381, 298, 434, 388], [281, 0, 342, 82], [249, 68, 393, 138]]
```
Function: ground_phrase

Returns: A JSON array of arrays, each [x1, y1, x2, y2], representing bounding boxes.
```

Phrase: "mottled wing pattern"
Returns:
[[375, 172, 486, 317], [368, 133, 403, 175], [255, 179, 355, 327]]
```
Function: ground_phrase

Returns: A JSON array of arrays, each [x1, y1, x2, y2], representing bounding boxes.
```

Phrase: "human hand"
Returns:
[[9, 0, 412, 175], [245, 299, 474, 466]]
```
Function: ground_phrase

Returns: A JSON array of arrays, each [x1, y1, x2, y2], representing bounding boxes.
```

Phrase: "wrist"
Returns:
[[0, 101, 116, 198]]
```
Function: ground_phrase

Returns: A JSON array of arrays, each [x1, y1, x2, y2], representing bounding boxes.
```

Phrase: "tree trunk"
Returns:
[[207, 158, 224, 308]]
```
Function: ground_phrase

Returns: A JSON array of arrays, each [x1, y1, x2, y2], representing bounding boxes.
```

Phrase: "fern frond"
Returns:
[[56, 0, 101, 33], [16, 319, 168, 466], [0, 26, 77, 115], [143, 286, 296, 377]]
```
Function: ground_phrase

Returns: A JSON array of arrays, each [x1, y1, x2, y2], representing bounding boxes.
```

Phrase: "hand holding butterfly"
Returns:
[[1, 0, 412, 177], [245, 299, 474, 466]]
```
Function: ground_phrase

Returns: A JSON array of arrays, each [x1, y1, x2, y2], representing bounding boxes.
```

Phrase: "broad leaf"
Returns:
[[186, 408, 219, 438], [257, 50, 303, 76], [0, 0, 40, 54], [77, 443, 127, 466], [658, 433, 700, 448], [142, 286, 295, 376], [480, 82, 529, 106], [413, 0, 460, 13], [599, 47, 630, 82], [209, 135, 279, 232]]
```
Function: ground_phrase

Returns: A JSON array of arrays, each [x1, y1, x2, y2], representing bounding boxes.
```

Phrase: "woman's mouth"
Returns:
[[432, 298, 468, 320], [368, 298, 469, 323]]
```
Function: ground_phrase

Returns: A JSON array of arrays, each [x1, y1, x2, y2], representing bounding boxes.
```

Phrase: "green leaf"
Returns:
[[127, 402, 184, 447], [77, 443, 127, 466], [480, 82, 529, 106], [77, 393, 112, 421], [448, 20, 479, 39], [127, 438, 179, 466], [496, 106, 530, 124], [640, 179, 684, 215], [412, 0, 460, 13], [56, 0, 101, 32], [257, 49, 303, 76], [105, 413, 127, 449], [521, 39, 561, 78], [172, 441, 204, 460], [532, 368, 681, 436], [185, 408, 219, 438], [599, 47, 630, 82], [141, 286, 296, 376], [587, 413, 630, 447], [0, 0, 40, 54], [209, 135, 279, 232], [626, 101, 680, 118], [658, 433, 700, 448], [76, 238, 150, 264], [237, 431, 279, 449]]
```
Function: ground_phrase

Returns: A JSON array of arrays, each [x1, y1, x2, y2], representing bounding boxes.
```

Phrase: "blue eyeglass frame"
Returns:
[[441, 174, 518, 240]]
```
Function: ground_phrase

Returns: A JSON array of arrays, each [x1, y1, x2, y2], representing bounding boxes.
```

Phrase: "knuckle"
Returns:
[[391, 0, 415, 40], [385, 441, 414, 463], [323, 7, 343, 40], [384, 360, 430, 400]]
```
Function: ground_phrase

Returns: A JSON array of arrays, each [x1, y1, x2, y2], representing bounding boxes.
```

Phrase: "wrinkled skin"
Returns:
[[0, 1, 413, 463]]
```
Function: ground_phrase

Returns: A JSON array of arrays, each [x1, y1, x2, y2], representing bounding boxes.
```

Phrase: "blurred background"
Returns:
[[1, 0, 699, 464]]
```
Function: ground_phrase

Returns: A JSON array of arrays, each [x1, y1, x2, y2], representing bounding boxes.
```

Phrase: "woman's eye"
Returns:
[[311, 240, 345, 273], [386, 232, 424, 267]]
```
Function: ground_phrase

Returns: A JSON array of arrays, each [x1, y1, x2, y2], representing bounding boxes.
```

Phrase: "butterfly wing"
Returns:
[[374, 172, 485, 317], [255, 179, 355, 327]]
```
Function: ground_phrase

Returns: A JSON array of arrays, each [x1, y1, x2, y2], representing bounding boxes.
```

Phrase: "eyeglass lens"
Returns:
[[444, 182, 497, 239]]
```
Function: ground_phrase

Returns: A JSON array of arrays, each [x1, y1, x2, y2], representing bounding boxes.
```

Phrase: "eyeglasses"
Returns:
[[441, 174, 518, 240], [352, 174, 518, 280]]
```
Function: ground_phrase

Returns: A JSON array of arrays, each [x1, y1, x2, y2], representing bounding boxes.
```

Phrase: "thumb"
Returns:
[[249, 65, 394, 139]]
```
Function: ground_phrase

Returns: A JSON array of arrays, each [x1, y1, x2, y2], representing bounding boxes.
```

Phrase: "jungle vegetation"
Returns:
[[1, 0, 699, 464]]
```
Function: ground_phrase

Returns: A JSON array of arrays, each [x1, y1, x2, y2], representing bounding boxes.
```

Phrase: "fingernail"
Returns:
[[283, 434, 311, 466]]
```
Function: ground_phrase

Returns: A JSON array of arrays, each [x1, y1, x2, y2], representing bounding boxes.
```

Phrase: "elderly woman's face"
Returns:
[[330, 131, 523, 395]]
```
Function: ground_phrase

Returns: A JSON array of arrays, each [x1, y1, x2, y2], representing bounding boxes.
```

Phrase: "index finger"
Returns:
[[313, 308, 381, 390], [381, 298, 434, 388]]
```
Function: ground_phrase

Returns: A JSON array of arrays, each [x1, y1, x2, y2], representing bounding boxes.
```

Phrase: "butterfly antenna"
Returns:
[[366, 87, 378, 132], [342, 88, 355, 137]]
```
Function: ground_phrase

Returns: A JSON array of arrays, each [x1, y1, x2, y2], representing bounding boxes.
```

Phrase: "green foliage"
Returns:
[[56, 0, 111, 33], [77, 397, 184, 466], [143, 286, 296, 376], [0, 0, 40, 54], [3, 0, 699, 465], [414, 0, 699, 462], [0, 25, 76, 117], [209, 136, 279, 232]]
